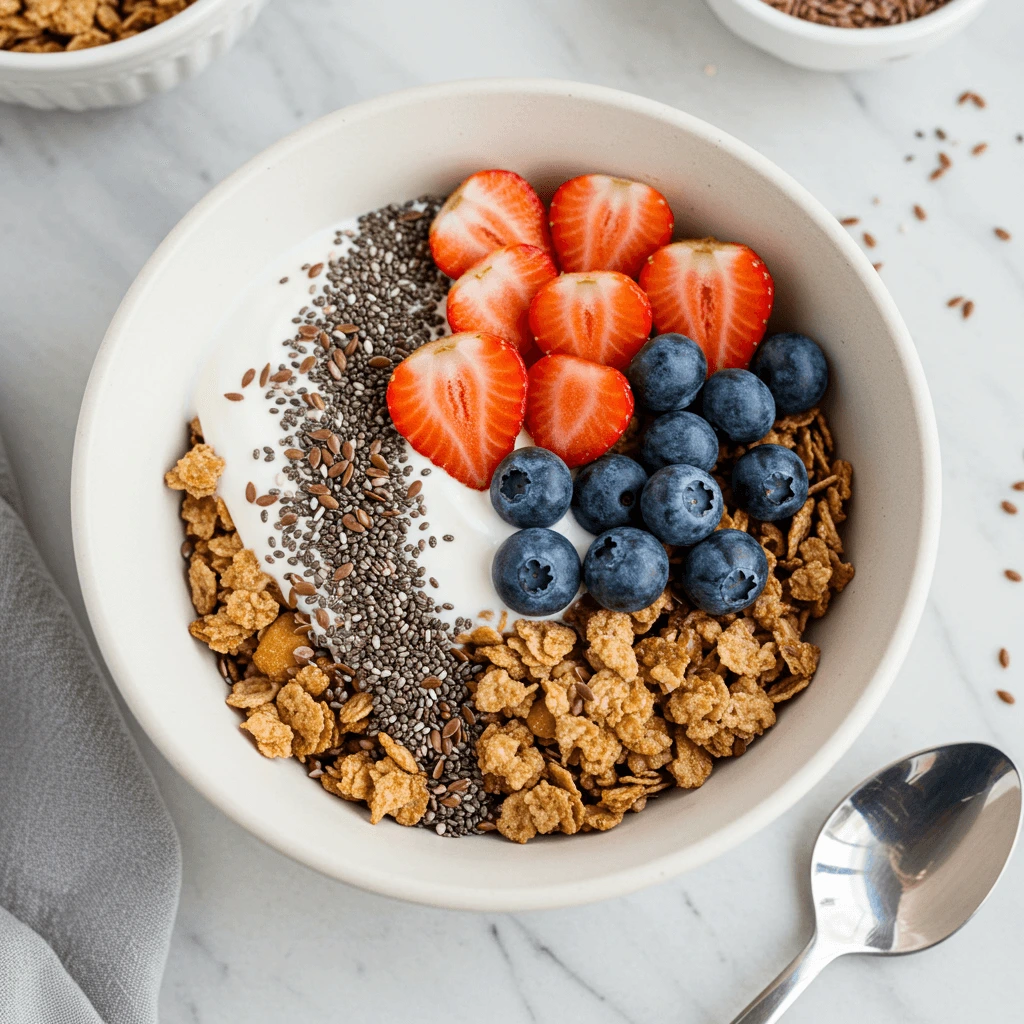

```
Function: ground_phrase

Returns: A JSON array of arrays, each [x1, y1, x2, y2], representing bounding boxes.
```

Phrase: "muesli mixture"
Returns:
[[759, 0, 952, 28], [0, 0, 196, 53], [168, 170, 854, 842]]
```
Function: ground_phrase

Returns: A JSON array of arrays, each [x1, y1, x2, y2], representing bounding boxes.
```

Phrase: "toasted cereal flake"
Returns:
[[599, 784, 647, 814], [767, 675, 812, 703], [828, 551, 855, 592], [95, 2, 120, 30], [226, 677, 281, 709], [717, 619, 776, 678], [584, 669, 654, 728], [189, 609, 254, 654], [276, 682, 334, 757], [337, 691, 374, 726], [495, 790, 538, 843], [668, 734, 713, 788], [214, 496, 235, 531], [205, 531, 243, 572], [458, 625, 504, 646], [634, 632, 700, 692], [240, 703, 293, 758], [524, 781, 584, 836], [378, 732, 420, 774], [786, 498, 815, 559], [66, 27, 110, 48], [221, 548, 271, 592], [476, 721, 545, 792], [224, 588, 278, 631], [665, 670, 730, 746], [778, 637, 820, 678], [181, 494, 218, 540], [583, 805, 624, 831], [252, 611, 306, 679], [474, 643, 527, 680], [525, 697, 557, 739], [321, 751, 374, 802], [628, 589, 674, 634], [554, 715, 622, 776], [788, 562, 833, 601], [294, 663, 330, 697], [508, 619, 576, 671], [473, 667, 538, 713], [165, 443, 224, 498], [615, 713, 672, 757], [366, 757, 429, 826], [187, 555, 217, 615], [585, 609, 639, 680]]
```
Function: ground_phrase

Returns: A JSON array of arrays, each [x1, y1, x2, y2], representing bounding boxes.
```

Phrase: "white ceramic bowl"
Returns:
[[73, 79, 940, 910], [705, 0, 990, 72], [0, 0, 269, 110]]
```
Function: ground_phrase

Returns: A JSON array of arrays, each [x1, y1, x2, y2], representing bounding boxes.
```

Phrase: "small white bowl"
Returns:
[[0, 0, 270, 110], [705, 0, 990, 72], [73, 79, 940, 910]]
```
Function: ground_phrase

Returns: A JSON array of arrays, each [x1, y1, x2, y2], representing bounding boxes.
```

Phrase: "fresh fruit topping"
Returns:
[[582, 527, 669, 613], [525, 354, 634, 468], [528, 271, 653, 370], [385, 332, 527, 490], [429, 170, 551, 279], [640, 410, 719, 473], [639, 239, 774, 373], [731, 444, 809, 522], [681, 529, 769, 616], [549, 174, 674, 278], [641, 464, 723, 547], [749, 332, 829, 415], [626, 333, 707, 412], [489, 447, 573, 528], [701, 368, 776, 444], [572, 454, 647, 536], [446, 244, 557, 362], [491, 528, 581, 615]]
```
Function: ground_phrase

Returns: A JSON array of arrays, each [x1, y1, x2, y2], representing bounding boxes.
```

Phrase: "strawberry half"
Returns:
[[386, 332, 528, 490], [528, 271, 653, 371], [429, 170, 551, 280], [549, 174, 674, 278], [639, 239, 774, 374], [525, 354, 634, 468], [446, 244, 557, 364]]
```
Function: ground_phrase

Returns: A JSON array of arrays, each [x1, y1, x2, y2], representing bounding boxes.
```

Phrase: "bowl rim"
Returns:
[[0, 0, 245, 68], [72, 77, 941, 910], [715, 0, 988, 44]]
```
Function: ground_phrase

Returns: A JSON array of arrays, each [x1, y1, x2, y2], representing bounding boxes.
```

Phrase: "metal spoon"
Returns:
[[729, 742, 1021, 1024]]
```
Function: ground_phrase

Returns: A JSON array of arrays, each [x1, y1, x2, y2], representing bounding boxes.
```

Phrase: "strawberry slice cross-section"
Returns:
[[549, 174, 674, 278], [429, 170, 551, 280], [386, 332, 528, 490], [639, 238, 775, 374], [528, 270, 653, 371], [446, 243, 558, 364], [525, 353, 635, 469]]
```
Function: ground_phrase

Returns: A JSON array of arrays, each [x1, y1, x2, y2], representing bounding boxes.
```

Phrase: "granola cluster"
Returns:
[[0, 0, 197, 52]]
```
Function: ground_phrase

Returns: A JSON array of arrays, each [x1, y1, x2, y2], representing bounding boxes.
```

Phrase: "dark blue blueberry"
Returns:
[[640, 464, 723, 546], [701, 369, 776, 444], [492, 528, 581, 615], [571, 454, 647, 535], [626, 333, 708, 412], [681, 529, 769, 615], [731, 444, 809, 521], [583, 527, 669, 613], [489, 447, 573, 528], [640, 410, 719, 473], [749, 332, 828, 415]]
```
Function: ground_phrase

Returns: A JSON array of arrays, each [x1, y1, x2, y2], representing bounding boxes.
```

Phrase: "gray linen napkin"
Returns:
[[0, 436, 180, 1023]]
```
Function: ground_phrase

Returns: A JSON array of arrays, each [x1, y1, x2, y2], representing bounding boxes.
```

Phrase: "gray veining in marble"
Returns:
[[1, 1, 1022, 1020]]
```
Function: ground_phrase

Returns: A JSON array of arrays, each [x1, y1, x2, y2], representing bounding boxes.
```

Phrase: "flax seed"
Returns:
[[839, 216, 859, 226], [245, 482, 256, 503], [299, 355, 316, 374], [913, 204, 927, 221], [1005, 569, 1022, 582], [962, 300, 975, 319], [270, 370, 291, 383], [241, 368, 255, 388], [259, 363, 271, 387], [994, 228, 1012, 241], [224, 392, 244, 402], [341, 463, 355, 487], [1002, 501, 1018, 514], [863, 232, 876, 248], [997, 690, 1016, 705], [999, 648, 1010, 668]]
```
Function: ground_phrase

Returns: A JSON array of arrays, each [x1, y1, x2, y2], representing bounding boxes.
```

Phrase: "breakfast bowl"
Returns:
[[0, 0, 270, 110], [72, 79, 940, 910], [705, 0, 990, 72]]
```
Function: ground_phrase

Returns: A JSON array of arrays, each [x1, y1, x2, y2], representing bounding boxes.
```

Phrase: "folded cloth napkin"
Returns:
[[0, 435, 180, 1024]]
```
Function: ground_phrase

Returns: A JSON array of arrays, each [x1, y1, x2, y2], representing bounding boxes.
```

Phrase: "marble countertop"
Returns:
[[2, 0, 1023, 1020]]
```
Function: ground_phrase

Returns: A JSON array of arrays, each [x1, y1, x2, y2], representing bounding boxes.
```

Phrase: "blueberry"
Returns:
[[732, 444, 809, 521], [640, 464, 723, 546], [749, 332, 828, 415], [490, 447, 573, 528], [681, 529, 769, 615], [583, 527, 669, 613], [626, 333, 708, 412], [572, 454, 647, 535], [640, 410, 719, 473], [701, 369, 776, 444], [492, 528, 581, 615]]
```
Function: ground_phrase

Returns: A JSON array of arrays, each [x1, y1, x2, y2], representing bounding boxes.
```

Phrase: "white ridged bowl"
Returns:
[[0, 0, 270, 110]]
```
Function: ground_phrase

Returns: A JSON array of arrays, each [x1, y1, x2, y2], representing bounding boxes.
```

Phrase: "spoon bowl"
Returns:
[[732, 743, 1021, 1023]]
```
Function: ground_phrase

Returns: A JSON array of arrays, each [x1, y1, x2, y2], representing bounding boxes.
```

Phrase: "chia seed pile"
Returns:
[[250, 197, 495, 836]]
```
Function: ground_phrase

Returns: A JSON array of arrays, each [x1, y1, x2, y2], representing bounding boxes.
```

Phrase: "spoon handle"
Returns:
[[727, 931, 838, 1024]]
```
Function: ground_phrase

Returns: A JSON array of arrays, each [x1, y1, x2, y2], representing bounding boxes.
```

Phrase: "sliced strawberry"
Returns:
[[528, 271, 653, 371], [639, 239, 774, 374], [525, 354, 634, 468], [549, 174, 674, 278], [446, 244, 558, 363], [386, 332, 527, 489], [430, 170, 551, 279]]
